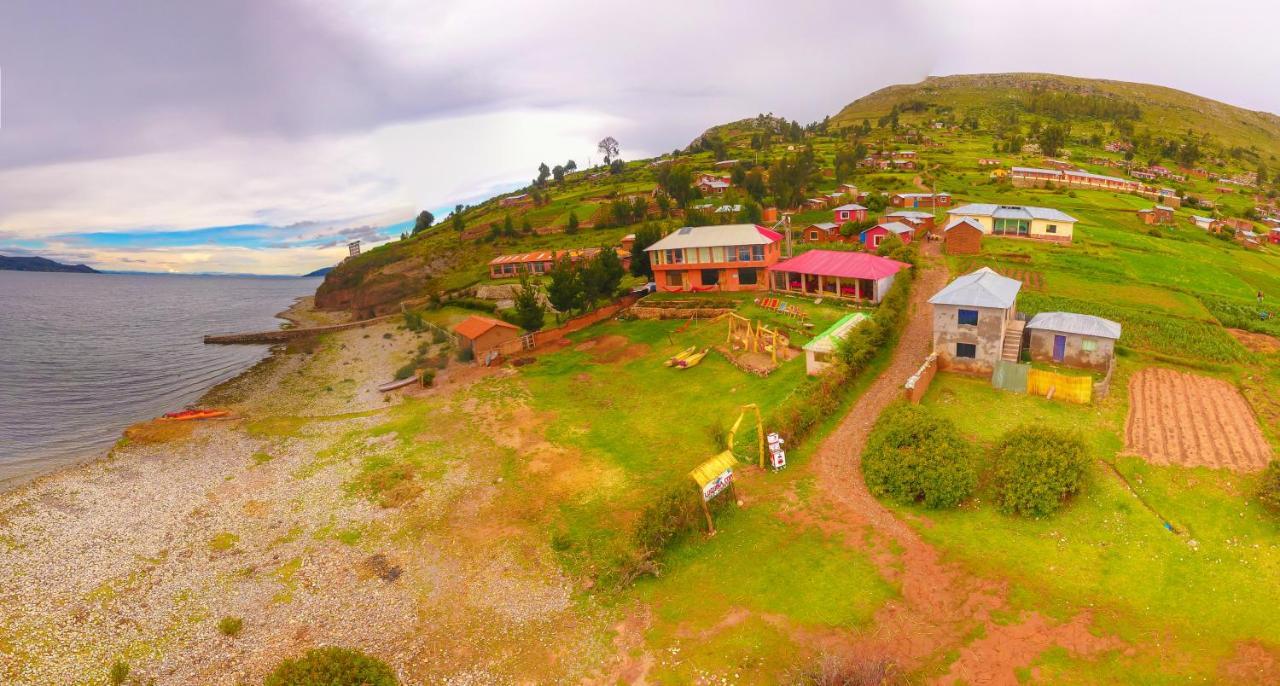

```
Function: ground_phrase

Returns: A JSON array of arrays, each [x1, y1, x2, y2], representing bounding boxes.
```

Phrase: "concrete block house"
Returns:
[[1137, 205, 1175, 225], [946, 203, 1078, 243], [859, 221, 914, 248], [1025, 312, 1121, 372], [803, 222, 842, 243], [890, 192, 951, 208], [453, 316, 521, 357], [929, 267, 1023, 374], [645, 224, 782, 293]]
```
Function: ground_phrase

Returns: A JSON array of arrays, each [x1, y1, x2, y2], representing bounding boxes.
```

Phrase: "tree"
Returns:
[[412, 210, 435, 235], [451, 204, 466, 233], [630, 223, 663, 278], [656, 163, 697, 208], [521, 216, 533, 234], [736, 201, 763, 224], [565, 159, 577, 172], [744, 168, 767, 202], [565, 211, 580, 235], [502, 213, 515, 237], [610, 158, 625, 175], [546, 256, 583, 315], [631, 196, 649, 223], [991, 425, 1091, 517], [512, 275, 546, 331], [1259, 163, 1270, 186], [598, 136, 620, 164], [582, 248, 624, 305], [610, 199, 631, 227], [552, 164, 566, 183], [537, 162, 551, 186], [654, 193, 671, 217]]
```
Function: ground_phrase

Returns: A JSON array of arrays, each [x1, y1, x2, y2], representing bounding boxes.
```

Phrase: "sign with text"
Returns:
[[701, 468, 733, 501]]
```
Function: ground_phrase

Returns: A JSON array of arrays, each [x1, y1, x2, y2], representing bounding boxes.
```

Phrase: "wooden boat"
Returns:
[[161, 409, 230, 421], [676, 348, 709, 369], [377, 377, 419, 392], [664, 345, 697, 367]]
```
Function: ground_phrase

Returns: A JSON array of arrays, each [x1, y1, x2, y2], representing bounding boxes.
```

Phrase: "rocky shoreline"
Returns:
[[0, 300, 614, 685]]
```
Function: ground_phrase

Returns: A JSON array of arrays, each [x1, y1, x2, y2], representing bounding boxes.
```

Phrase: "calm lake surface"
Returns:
[[0, 271, 321, 486]]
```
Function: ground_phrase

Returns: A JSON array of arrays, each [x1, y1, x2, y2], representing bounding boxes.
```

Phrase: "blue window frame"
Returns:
[[958, 309, 979, 326]]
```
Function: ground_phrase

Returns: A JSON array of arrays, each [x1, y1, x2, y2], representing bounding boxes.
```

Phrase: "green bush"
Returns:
[[264, 647, 397, 686], [863, 403, 978, 509], [449, 297, 497, 313], [455, 346, 474, 363], [217, 616, 243, 637], [109, 661, 130, 686], [991, 425, 1091, 517], [393, 363, 417, 381], [420, 370, 436, 388], [1256, 461, 1280, 514]]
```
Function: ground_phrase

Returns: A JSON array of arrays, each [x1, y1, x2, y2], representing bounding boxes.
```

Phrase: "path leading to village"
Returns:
[[807, 242, 1123, 684]]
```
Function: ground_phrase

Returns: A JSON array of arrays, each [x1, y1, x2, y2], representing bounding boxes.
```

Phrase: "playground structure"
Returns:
[[725, 313, 789, 365], [690, 404, 786, 534]]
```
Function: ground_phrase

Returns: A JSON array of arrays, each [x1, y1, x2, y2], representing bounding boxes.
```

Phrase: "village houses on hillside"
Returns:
[[946, 204, 1078, 243]]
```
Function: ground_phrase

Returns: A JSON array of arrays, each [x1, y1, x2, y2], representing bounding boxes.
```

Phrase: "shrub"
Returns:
[[1256, 460, 1280, 514], [788, 653, 899, 686], [449, 297, 497, 312], [110, 661, 130, 686], [217, 616, 243, 637], [420, 370, 436, 388], [393, 363, 417, 381], [991, 425, 1091, 517], [264, 647, 397, 686], [430, 328, 448, 344], [863, 403, 978, 509], [455, 346, 474, 363], [402, 311, 424, 332]]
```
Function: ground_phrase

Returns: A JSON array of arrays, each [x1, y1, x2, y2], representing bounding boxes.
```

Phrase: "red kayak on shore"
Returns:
[[161, 409, 230, 421]]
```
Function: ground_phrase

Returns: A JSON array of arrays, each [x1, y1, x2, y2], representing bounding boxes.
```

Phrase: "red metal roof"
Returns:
[[453, 315, 518, 340], [767, 250, 910, 280]]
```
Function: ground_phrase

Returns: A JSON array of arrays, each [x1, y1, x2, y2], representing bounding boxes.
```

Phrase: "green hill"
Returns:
[[316, 73, 1280, 317]]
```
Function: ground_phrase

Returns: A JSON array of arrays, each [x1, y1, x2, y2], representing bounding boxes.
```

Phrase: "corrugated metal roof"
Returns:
[[928, 267, 1021, 309], [453, 315, 519, 340], [645, 224, 781, 251], [887, 210, 933, 219], [949, 203, 1077, 223], [689, 450, 738, 488], [874, 221, 915, 235], [944, 217, 983, 232], [803, 312, 870, 353], [833, 203, 867, 211], [1026, 312, 1121, 339], [768, 250, 910, 281]]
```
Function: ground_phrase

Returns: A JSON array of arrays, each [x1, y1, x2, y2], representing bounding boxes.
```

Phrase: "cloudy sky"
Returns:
[[1, 0, 1277, 274]]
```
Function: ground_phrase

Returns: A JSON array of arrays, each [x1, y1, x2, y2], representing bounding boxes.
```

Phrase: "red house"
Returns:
[[1270, 228, 1280, 245], [645, 224, 783, 292], [859, 221, 914, 248], [804, 222, 843, 243], [832, 203, 868, 224]]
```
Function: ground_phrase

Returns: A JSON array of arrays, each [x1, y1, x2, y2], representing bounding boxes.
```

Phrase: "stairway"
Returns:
[[1001, 320, 1025, 362]]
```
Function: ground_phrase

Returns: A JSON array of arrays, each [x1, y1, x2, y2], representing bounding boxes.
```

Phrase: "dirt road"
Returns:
[[807, 243, 1122, 683]]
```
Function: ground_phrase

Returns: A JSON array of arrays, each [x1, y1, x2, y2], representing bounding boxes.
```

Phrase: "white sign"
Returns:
[[702, 468, 733, 501]]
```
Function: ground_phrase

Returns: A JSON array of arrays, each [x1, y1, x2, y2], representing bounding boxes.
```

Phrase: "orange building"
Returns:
[[645, 224, 783, 292], [452, 316, 521, 358]]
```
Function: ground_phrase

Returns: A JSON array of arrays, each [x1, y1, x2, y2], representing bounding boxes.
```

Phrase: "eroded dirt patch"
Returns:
[[1229, 328, 1280, 354], [1125, 367, 1273, 471], [577, 334, 650, 364]]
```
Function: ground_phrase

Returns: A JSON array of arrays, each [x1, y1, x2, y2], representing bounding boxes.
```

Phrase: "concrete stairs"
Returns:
[[1001, 321, 1025, 362]]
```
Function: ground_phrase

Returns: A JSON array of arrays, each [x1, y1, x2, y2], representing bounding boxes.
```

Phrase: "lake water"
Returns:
[[0, 271, 321, 487]]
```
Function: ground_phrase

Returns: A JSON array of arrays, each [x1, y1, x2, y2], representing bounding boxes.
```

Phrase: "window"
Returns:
[[958, 309, 979, 326], [955, 342, 977, 359], [1081, 339, 1098, 352], [1046, 224, 1058, 234], [809, 231, 819, 241], [839, 211, 849, 220], [665, 271, 684, 287], [701, 269, 719, 286], [666, 249, 683, 264], [873, 235, 883, 247], [752, 245, 764, 261], [737, 267, 759, 285], [724, 247, 737, 263], [737, 246, 753, 261]]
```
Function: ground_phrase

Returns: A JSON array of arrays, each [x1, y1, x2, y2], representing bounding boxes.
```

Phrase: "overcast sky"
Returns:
[[2, 0, 1277, 274]]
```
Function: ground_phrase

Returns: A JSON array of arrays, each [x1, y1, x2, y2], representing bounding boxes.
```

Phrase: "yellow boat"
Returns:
[[664, 345, 697, 367], [676, 348, 709, 369]]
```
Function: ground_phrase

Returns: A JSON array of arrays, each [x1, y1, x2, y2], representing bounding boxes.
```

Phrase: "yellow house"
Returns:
[[945, 203, 1077, 243]]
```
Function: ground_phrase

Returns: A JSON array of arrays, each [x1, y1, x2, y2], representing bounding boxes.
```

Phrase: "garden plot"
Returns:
[[1124, 367, 1272, 471]]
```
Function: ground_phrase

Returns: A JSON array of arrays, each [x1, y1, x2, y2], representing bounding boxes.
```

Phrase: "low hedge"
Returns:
[[264, 647, 397, 686]]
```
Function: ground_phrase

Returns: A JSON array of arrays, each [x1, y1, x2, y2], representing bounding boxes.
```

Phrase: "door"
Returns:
[[1053, 335, 1066, 362]]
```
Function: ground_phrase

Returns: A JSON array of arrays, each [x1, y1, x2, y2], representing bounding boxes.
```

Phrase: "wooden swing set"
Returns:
[[725, 313, 784, 364], [687, 404, 769, 535]]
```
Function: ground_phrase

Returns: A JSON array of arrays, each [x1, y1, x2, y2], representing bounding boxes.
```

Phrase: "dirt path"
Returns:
[[807, 243, 1121, 682]]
